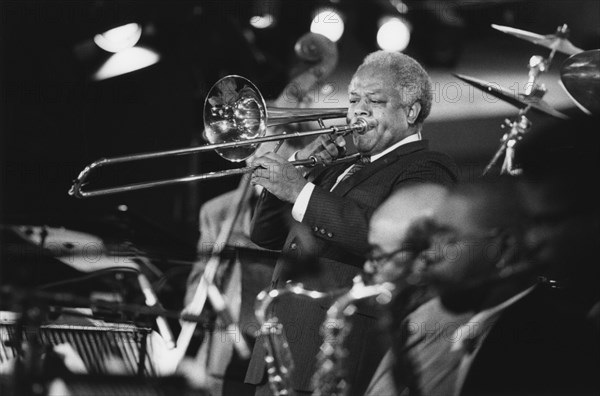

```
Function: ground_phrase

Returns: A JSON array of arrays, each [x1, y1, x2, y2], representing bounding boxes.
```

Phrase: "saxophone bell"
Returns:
[[255, 283, 331, 396]]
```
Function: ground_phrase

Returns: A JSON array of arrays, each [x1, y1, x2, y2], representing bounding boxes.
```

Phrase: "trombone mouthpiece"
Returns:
[[353, 118, 377, 133]]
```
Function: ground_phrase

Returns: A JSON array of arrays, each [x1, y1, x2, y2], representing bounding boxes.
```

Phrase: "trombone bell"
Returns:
[[204, 76, 267, 162], [203, 75, 347, 162]]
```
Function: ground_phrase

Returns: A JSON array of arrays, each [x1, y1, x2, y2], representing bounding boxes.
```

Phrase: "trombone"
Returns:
[[69, 75, 373, 198]]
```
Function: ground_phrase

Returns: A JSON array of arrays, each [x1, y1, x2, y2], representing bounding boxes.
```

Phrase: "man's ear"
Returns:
[[495, 232, 519, 270], [407, 102, 421, 125]]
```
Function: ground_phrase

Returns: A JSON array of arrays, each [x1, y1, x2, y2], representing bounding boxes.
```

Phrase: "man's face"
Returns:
[[422, 196, 501, 312], [519, 181, 595, 276], [347, 66, 412, 156], [367, 214, 411, 284]]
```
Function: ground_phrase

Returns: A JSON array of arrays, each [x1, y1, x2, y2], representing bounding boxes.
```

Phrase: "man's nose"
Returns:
[[421, 239, 444, 266], [353, 101, 370, 117]]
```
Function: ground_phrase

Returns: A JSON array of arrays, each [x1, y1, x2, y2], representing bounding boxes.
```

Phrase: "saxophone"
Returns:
[[311, 276, 394, 396], [255, 283, 330, 396]]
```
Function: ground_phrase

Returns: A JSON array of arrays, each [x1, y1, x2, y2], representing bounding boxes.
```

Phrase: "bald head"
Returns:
[[369, 183, 449, 253]]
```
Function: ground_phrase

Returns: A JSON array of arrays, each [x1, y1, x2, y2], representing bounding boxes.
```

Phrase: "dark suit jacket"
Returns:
[[460, 285, 600, 396], [245, 140, 459, 393]]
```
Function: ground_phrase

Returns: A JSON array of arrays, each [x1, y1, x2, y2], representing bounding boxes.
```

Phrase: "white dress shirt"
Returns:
[[291, 133, 422, 222]]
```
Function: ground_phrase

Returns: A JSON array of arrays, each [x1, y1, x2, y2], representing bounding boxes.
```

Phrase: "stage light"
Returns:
[[93, 47, 160, 81], [310, 8, 344, 43], [250, 14, 276, 29], [94, 23, 142, 53], [377, 16, 411, 52]]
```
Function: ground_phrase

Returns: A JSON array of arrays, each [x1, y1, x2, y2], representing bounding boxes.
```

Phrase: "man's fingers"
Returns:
[[261, 152, 287, 163], [317, 151, 334, 164], [252, 166, 271, 179], [251, 152, 287, 168], [333, 136, 346, 147], [250, 156, 272, 168], [324, 142, 340, 158]]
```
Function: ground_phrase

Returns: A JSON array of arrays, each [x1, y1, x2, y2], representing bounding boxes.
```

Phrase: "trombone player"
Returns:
[[246, 51, 459, 395]]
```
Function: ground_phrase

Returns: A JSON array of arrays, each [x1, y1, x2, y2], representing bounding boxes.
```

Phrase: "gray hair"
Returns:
[[355, 51, 433, 125]]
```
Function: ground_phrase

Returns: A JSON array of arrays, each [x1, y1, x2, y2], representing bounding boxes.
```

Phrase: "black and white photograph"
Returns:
[[1, 1, 599, 395]]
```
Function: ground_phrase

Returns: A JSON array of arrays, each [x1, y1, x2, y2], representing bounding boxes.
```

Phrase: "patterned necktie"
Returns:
[[335, 155, 371, 187]]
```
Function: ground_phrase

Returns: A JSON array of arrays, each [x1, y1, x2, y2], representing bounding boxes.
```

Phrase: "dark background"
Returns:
[[1, 1, 599, 300]]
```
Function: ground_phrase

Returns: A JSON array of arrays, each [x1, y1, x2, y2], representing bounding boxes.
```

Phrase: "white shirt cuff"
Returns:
[[292, 182, 315, 222]]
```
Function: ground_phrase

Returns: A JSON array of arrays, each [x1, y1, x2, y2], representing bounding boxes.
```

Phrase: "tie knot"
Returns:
[[358, 155, 370, 165]]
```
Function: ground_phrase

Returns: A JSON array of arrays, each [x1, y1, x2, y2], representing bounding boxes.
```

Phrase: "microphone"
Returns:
[[137, 273, 176, 349]]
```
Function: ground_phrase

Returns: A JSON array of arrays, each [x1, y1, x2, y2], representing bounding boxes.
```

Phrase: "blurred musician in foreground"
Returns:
[[515, 115, 600, 327], [184, 137, 302, 396], [362, 183, 451, 396], [184, 32, 338, 396], [393, 178, 599, 396], [247, 51, 458, 395]]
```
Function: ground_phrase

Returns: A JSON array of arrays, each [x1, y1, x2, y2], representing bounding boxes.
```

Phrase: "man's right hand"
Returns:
[[296, 134, 346, 164]]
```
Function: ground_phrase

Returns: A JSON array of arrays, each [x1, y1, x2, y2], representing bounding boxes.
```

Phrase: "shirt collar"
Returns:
[[369, 132, 422, 162], [450, 285, 535, 353]]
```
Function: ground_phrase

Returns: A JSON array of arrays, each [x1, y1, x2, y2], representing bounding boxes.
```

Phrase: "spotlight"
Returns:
[[310, 8, 344, 43], [93, 47, 160, 81], [376, 16, 411, 52], [94, 23, 142, 53]]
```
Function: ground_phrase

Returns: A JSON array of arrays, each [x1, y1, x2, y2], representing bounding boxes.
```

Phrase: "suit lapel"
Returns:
[[333, 140, 429, 196], [309, 156, 358, 191]]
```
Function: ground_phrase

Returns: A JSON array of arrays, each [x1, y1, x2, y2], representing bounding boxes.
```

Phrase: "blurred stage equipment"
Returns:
[[0, 287, 209, 395], [69, 75, 375, 198], [559, 49, 600, 115], [456, 24, 580, 176], [0, 312, 156, 376], [7, 224, 176, 350]]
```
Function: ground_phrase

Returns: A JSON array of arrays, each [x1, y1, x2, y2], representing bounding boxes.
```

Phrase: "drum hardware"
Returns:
[[559, 49, 600, 115], [491, 24, 583, 57], [456, 24, 584, 176]]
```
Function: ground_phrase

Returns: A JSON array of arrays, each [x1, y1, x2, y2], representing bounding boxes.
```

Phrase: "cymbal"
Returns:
[[560, 49, 600, 115], [453, 73, 569, 119], [492, 24, 583, 56]]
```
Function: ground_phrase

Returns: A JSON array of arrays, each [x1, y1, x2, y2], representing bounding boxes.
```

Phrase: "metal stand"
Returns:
[[482, 25, 573, 176]]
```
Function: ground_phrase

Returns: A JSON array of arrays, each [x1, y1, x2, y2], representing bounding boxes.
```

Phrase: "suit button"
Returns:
[[290, 242, 298, 250], [313, 226, 319, 232], [327, 232, 333, 238], [319, 228, 326, 235]]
